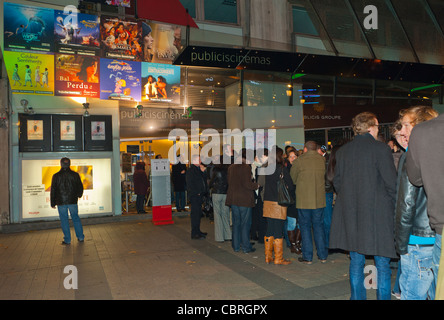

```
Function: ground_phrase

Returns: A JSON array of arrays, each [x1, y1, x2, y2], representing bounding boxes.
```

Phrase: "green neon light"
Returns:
[[410, 84, 442, 92], [291, 73, 306, 80]]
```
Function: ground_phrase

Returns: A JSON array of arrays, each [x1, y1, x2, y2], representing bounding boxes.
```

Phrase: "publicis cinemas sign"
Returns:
[[174, 46, 293, 71]]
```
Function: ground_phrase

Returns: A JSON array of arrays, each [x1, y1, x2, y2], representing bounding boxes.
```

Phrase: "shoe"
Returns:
[[319, 259, 327, 264], [199, 231, 208, 236], [244, 247, 256, 253], [177, 209, 182, 212], [191, 235, 205, 240], [78, 239, 84, 242], [298, 257, 312, 265], [391, 291, 401, 300], [61, 241, 71, 245]]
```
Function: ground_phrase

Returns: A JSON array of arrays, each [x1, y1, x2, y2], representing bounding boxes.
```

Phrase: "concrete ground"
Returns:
[[0, 211, 398, 301]]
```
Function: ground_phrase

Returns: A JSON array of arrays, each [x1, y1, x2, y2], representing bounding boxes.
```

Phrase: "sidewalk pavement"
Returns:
[[0, 211, 398, 300]]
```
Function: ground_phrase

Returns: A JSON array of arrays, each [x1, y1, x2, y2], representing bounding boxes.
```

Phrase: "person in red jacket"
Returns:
[[133, 161, 149, 214]]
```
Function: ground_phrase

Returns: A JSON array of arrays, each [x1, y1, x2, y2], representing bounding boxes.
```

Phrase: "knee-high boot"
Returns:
[[274, 238, 291, 265], [287, 230, 301, 254], [295, 228, 302, 254], [264, 236, 274, 264]]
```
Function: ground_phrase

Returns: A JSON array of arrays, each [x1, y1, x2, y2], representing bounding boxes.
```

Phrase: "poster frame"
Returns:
[[19, 113, 52, 152], [52, 114, 84, 152], [84, 115, 113, 151]]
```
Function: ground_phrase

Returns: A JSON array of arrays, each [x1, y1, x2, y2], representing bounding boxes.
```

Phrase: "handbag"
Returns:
[[277, 167, 294, 207], [263, 201, 287, 220]]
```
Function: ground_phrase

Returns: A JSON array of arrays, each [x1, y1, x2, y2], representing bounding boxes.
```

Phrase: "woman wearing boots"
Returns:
[[285, 148, 301, 255], [263, 147, 295, 265]]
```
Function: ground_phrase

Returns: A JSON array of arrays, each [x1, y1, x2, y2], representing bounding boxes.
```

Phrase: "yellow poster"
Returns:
[[4, 51, 55, 95]]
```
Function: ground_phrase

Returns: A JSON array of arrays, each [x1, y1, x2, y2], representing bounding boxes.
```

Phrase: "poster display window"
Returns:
[[21, 158, 113, 219]]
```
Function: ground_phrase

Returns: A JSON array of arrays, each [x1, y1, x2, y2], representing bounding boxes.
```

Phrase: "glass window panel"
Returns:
[[180, 0, 196, 18], [391, 0, 444, 64], [349, 0, 418, 62], [204, 0, 238, 24], [292, 6, 319, 36]]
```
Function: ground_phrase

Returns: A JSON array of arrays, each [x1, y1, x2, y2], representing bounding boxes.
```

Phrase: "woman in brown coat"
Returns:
[[226, 149, 259, 253]]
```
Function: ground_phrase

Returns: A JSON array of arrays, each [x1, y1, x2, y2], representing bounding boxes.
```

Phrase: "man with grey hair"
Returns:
[[50, 157, 84, 245], [329, 112, 397, 300]]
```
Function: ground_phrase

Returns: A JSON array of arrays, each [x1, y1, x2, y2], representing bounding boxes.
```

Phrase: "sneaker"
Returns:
[[391, 291, 401, 300]]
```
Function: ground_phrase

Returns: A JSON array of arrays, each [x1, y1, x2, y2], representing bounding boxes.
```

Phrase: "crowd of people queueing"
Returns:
[[132, 106, 444, 300]]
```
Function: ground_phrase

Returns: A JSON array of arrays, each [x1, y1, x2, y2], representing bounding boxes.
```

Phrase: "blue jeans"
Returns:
[[324, 192, 333, 248], [400, 244, 434, 300], [287, 216, 297, 231], [429, 233, 442, 300], [175, 191, 186, 210], [349, 251, 391, 300], [298, 208, 327, 261], [57, 204, 84, 244], [231, 205, 253, 253]]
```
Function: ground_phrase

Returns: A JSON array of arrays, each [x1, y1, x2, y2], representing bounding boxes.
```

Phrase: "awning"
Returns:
[[136, 0, 198, 28]]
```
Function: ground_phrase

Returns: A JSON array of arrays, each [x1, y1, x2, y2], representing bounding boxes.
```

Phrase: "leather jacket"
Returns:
[[395, 153, 435, 255], [50, 168, 84, 207], [209, 166, 228, 194]]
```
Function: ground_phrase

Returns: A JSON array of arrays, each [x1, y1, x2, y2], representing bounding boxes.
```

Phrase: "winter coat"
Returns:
[[209, 165, 228, 194], [290, 150, 326, 209], [226, 164, 258, 208], [50, 168, 84, 207], [171, 162, 187, 192], [133, 162, 149, 195], [329, 133, 398, 259], [186, 164, 208, 197]]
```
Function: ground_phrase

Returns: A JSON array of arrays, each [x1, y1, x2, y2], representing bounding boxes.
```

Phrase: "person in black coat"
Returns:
[[329, 112, 397, 300], [186, 155, 208, 239], [50, 157, 84, 245], [172, 154, 187, 212], [133, 161, 149, 214], [284, 147, 301, 254]]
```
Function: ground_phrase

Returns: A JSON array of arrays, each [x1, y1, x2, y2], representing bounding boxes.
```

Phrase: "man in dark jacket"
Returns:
[[186, 155, 208, 239], [329, 112, 397, 300], [172, 154, 187, 212], [50, 157, 84, 245]]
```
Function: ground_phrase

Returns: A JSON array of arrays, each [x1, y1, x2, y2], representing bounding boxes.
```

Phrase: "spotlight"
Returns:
[[83, 102, 90, 117]]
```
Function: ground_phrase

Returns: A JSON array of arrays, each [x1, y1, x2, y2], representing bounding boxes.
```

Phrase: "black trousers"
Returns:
[[190, 195, 203, 237]]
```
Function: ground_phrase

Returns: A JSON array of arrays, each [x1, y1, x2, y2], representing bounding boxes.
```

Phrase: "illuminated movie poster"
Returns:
[[54, 10, 100, 56], [55, 54, 100, 98], [21, 158, 112, 219], [141, 22, 182, 64], [3, 2, 55, 53], [100, 58, 141, 101], [106, 0, 130, 7], [100, 16, 142, 61], [141, 62, 181, 104], [4, 51, 54, 95]]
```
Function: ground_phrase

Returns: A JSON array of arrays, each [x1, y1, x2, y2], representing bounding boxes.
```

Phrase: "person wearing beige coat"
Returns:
[[290, 141, 327, 264]]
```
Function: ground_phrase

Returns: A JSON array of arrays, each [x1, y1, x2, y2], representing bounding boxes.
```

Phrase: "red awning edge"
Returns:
[[137, 0, 199, 28]]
